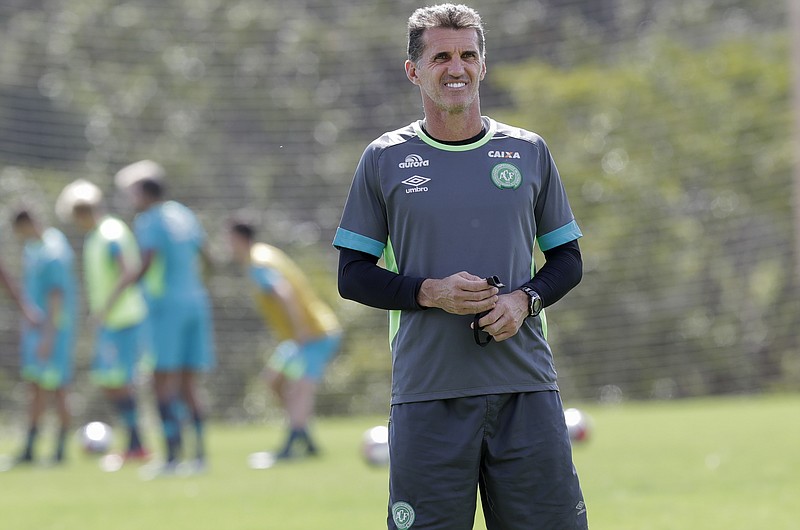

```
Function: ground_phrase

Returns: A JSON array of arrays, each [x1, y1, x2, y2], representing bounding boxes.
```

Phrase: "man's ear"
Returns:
[[405, 60, 420, 86]]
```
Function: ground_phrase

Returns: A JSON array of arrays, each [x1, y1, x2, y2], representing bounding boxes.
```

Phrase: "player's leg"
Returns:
[[18, 382, 45, 463], [266, 340, 304, 458], [265, 367, 287, 410], [153, 370, 182, 465], [178, 369, 207, 466], [180, 299, 214, 467], [388, 397, 484, 530], [149, 303, 184, 466], [282, 378, 318, 456], [478, 391, 588, 530], [103, 385, 147, 459], [38, 331, 73, 464], [94, 326, 148, 458], [282, 333, 342, 456], [18, 330, 43, 462], [52, 386, 70, 463], [117, 324, 148, 458]]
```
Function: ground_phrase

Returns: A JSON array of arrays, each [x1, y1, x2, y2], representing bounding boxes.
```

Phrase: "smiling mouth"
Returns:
[[445, 82, 466, 88]]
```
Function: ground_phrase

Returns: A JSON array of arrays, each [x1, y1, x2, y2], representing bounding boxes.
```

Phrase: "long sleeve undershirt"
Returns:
[[337, 239, 582, 311]]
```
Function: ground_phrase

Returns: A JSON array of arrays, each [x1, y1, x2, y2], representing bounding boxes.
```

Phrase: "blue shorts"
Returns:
[[149, 297, 215, 372], [21, 329, 75, 390], [91, 323, 146, 388], [267, 333, 341, 382], [388, 391, 588, 530]]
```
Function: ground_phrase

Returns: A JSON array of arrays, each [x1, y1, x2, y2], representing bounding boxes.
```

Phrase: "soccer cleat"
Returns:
[[122, 447, 152, 462], [14, 453, 34, 465], [0, 453, 35, 471], [179, 457, 208, 475], [138, 460, 180, 481]]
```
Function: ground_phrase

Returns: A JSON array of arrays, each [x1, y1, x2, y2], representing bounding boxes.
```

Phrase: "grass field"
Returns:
[[1, 394, 798, 530]]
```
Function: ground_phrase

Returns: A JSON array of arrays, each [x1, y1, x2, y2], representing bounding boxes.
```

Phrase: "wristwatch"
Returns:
[[518, 286, 543, 318]]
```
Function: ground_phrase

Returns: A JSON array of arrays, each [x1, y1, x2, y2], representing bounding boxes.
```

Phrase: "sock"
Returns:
[[277, 428, 300, 458], [54, 427, 67, 462], [114, 396, 143, 452], [293, 427, 317, 455], [157, 399, 182, 463], [173, 400, 188, 425], [192, 411, 205, 461], [279, 427, 316, 457], [302, 428, 318, 455], [21, 425, 38, 461]]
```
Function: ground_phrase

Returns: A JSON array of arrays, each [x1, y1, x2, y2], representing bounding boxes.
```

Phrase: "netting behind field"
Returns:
[[0, 0, 796, 424]]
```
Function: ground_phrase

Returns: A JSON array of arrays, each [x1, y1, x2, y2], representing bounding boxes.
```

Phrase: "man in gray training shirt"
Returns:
[[334, 4, 588, 529]]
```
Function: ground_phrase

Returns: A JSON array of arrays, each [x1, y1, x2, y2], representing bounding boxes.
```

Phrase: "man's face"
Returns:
[[130, 184, 148, 213], [12, 220, 35, 242], [228, 231, 250, 264], [405, 27, 486, 115], [71, 208, 95, 233]]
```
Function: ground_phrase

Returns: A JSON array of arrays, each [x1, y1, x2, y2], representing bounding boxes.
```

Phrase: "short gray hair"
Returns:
[[407, 4, 485, 64]]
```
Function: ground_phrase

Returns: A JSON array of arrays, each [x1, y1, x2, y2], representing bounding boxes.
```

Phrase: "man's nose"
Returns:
[[448, 57, 466, 76]]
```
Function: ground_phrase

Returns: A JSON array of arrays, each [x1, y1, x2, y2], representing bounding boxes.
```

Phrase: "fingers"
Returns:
[[476, 312, 515, 342], [454, 274, 498, 294], [450, 287, 498, 314], [474, 293, 528, 342], [449, 272, 499, 312], [454, 271, 483, 282], [424, 272, 499, 315]]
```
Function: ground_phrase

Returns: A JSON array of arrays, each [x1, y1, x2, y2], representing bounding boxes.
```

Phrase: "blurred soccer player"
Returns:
[[56, 179, 150, 462], [11, 208, 77, 465], [116, 161, 215, 474], [229, 219, 341, 459]]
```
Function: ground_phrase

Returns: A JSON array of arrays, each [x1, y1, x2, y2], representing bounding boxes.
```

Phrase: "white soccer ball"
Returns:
[[564, 408, 592, 444], [361, 425, 390, 467], [79, 421, 114, 455]]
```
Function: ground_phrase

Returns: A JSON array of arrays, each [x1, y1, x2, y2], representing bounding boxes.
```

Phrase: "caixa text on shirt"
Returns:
[[488, 151, 521, 159]]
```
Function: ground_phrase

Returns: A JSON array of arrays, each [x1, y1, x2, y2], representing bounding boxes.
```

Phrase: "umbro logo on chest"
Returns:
[[401, 175, 430, 194]]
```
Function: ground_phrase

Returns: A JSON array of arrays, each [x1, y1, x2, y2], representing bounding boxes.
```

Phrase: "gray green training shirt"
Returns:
[[334, 117, 582, 405]]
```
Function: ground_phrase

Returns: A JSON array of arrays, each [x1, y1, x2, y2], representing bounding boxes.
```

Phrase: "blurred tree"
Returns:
[[494, 31, 794, 398]]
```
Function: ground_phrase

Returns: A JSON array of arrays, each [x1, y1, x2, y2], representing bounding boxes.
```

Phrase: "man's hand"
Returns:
[[417, 271, 499, 315], [37, 330, 54, 362], [472, 290, 529, 342], [22, 303, 43, 328]]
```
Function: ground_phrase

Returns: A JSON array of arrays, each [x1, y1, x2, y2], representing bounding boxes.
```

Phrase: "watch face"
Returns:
[[527, 290, 542, 316], [532, 296, 543, 314]]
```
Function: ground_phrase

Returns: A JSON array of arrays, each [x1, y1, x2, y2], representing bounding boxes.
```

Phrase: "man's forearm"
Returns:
[[524, 239, 583, 307], [337, 248, 424, 310]]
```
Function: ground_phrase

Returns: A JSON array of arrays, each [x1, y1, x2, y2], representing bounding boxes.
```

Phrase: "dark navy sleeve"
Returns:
[[337, 247, 424, 310], [523, 239, 582, 308]]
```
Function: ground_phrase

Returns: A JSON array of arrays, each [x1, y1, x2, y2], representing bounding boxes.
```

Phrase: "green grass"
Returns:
[[1, 395, 798, 529]]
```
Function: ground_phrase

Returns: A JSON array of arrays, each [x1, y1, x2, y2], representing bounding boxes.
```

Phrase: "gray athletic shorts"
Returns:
[[387, 391, 588, 530]]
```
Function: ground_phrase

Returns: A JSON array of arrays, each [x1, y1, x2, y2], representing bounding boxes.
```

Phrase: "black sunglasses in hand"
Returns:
[[473, 276, 504, 347]]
